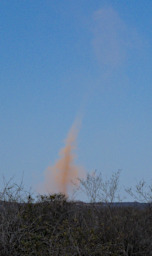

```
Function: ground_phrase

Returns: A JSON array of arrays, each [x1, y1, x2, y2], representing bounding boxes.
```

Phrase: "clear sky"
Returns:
[[0, 0, 152, 199]]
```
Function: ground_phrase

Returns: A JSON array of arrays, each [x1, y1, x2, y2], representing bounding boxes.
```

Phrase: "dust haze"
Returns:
[[38, 120, 84, 196]]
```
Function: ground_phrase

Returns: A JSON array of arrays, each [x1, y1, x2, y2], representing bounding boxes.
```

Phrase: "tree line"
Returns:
[[0, 172, 151, 255]]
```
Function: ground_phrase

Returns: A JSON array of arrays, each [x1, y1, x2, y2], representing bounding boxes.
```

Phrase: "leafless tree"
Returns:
[[126, 179, 152, 203], [75, 170, 121, 203]]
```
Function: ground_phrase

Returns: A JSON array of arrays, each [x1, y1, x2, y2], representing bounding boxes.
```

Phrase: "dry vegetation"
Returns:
[[0, 173, 151, 256]]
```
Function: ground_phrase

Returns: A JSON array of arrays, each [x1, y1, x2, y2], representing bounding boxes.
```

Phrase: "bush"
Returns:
[[0, 175, 151, 255]]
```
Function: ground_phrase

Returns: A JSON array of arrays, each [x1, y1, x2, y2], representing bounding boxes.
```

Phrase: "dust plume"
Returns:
[[92, 7, 142, 70], [38, 120, 84, 196]]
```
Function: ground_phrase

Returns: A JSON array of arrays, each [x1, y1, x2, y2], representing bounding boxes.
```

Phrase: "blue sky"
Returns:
[[0, 1, 152, 199]]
